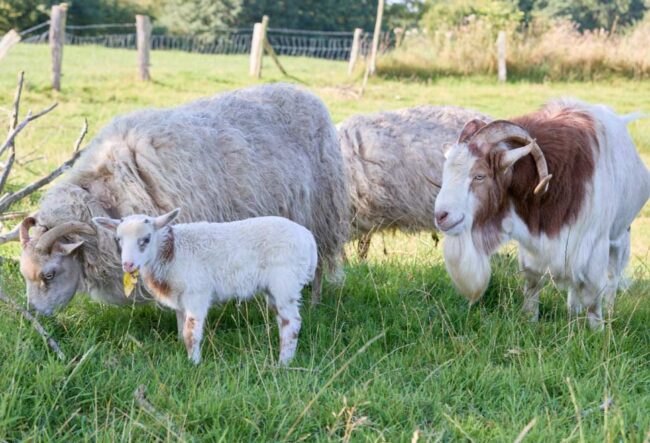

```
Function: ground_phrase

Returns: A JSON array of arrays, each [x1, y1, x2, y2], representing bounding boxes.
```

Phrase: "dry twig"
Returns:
[[0, 288, 65, 360]]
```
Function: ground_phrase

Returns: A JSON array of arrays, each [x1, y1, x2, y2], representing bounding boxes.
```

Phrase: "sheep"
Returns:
[[14, 83, 349, 316], [92, 209, 317, 364], [433, 99, 650, 329], [338, 105, 490, 259]]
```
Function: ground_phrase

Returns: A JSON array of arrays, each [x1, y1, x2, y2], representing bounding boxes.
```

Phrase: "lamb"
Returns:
[[93, 209, 317, 364], [12, 83, 349, 316], [338, 106, 490, 258], [434, 99, 650, 329]]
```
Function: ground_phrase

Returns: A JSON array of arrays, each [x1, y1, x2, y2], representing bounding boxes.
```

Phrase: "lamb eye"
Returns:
[[138, 235, 151, 247], [474, 174, 486, 181]]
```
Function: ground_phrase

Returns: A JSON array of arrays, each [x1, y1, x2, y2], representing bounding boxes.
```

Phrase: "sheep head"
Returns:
[[19, 216, 94, 316]]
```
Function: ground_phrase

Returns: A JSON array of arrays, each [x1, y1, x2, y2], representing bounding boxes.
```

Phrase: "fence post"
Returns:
[[497, 30, 507, 83], [49, 4, 67, 91], [394, 27, 404, 48], [249, 15, 268, 78], [348, 28, 362, 76], [136, 15, 152, 81], [368, 0, 385, 76]]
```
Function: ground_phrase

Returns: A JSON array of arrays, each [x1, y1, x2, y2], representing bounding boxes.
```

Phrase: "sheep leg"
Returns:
[[310, 264, 323, 306], [605, 228, 631, 309], [357, 233, 372, 260], [522, 271, 543, 322], [567, 287, 583, 316], [275, 302, 301, 365], [175, 310, 185, 340], [182, 312, 206, 364]]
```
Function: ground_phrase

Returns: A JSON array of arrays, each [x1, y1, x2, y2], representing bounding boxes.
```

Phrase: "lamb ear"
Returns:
[[92, 217, 120, 232], [499, 145, 532, 173], [53, 241, 84, 256], [154, 208, 181, 229]]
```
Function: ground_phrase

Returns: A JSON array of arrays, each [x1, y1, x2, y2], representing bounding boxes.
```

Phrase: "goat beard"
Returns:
[[443, 230, 492, 304]]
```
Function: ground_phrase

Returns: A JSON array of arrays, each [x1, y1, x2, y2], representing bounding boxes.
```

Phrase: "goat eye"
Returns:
[[43, 271, 55, 281], [474, 174, 486, 181]]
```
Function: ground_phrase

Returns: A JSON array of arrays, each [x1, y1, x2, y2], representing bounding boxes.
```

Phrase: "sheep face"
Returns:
[[18, 217, 90, 316], [93, 209, 180, 273], [20, 240, 85, 316]]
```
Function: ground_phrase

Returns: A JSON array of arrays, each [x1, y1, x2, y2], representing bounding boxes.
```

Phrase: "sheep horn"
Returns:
[[471, 120, 552, 195], [35, 221, 96, 252], [19, 216, 37, 246]]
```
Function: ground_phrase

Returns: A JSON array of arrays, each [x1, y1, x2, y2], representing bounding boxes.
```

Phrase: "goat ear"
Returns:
[[53, 240, 84, 256], [154, 208, 180, 229], [92, 217, 120, 232], [499, 145, 532, 173], [458, 119, 487, 143]]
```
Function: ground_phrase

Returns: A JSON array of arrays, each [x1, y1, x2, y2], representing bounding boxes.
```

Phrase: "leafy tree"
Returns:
[[0, 0, 49, 33], [157, 0, 241, 35], [526, 0, 647, 30], [421, 0, 523, 32]]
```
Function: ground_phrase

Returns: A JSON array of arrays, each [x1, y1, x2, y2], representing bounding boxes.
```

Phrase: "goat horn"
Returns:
[[19, 216, 36, 246], [35, 221, 95, 252], [471, 120, 552, 195]]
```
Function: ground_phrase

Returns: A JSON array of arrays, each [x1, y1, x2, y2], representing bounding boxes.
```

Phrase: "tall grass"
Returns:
[[378, 17, 650, 81]]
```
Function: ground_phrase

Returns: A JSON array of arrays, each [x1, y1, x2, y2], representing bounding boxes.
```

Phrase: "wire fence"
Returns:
[[20, 23, 394, 60]]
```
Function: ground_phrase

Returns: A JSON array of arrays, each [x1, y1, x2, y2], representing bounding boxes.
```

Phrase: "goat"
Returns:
[[93, 209, 317, 365], [434, 99, 650, 329]]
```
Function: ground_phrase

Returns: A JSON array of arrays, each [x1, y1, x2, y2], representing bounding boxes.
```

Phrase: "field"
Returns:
[[0, 44, 649, 441]]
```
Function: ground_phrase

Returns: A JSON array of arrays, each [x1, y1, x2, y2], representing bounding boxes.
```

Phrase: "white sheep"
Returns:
[[93, 209, 317, 365]]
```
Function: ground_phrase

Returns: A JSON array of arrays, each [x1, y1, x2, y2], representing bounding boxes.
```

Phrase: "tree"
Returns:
[[157, 0, 242, 36], [529, 0, 647, 30]]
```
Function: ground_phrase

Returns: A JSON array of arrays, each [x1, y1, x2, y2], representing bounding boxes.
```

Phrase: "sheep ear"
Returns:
[[92, 217, 120, 232], [500, 145, 532, 173], [53, 240, 84, 256], [154, 208, 180, 229]]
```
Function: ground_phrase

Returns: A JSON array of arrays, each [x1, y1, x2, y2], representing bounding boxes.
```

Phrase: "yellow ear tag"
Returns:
[[123, 270, 139, 297]]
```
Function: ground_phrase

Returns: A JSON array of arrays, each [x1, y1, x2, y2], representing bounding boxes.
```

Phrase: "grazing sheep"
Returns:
[[15, 83, 349, 315], [434, 99, 650, 328], [338, 106, 490, 258], [93, 209, 317, 365]]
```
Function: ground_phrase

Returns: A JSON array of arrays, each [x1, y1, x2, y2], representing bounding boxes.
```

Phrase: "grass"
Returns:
[[0, 44, 649, 441]]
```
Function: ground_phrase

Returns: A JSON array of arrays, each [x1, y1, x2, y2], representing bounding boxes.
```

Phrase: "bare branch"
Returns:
[[0, 103, 58, 158], [0, 210, 27, 221], [0, 152, 15, 195], [133, 385, 184, 440], [0, 223, 20, 244], [0, 288, 66, 360], [0, 146, 84, 213], [10, 71, 24, 132], [73, 118, 88, 153]]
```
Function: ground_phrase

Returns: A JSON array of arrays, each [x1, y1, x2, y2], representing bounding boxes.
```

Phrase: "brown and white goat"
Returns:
[[434, 99, 650, 328]]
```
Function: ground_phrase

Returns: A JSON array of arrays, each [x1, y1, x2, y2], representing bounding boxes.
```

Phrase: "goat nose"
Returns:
[[435, 211, 449, 226]]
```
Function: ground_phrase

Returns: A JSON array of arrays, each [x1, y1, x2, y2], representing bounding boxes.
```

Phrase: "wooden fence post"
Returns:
[[136, 15, 152, 81], [249, 15, 269, 78], [0, 30, 21, 62], [348, 28, 362, 76], [49, 4, 67, 91], [497, 30, 507, 83], [368, 0, 385, 76], [394, 27, 404, 48]]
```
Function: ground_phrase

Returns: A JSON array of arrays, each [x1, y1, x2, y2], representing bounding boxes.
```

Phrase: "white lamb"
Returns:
[[92, 209, 317, 365]]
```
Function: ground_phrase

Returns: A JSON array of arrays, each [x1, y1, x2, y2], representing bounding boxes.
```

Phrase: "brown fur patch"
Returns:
[[158, 226, 174, 263], [143, 274, 172, 299], [469, 103, 597, 242], [459, 119, 488, 143], [280, 318, 290, 327], [183, 317, 196, 352]]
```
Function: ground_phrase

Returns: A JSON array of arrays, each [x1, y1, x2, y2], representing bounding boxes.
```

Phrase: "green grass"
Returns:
[[0, 44, 649, 441]]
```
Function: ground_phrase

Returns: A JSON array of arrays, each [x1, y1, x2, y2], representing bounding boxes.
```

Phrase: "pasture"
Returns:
[[0, 44, 649, 441]]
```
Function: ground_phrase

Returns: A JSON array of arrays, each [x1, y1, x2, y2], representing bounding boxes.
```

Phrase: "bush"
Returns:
[[377, 16, 650, 82]]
